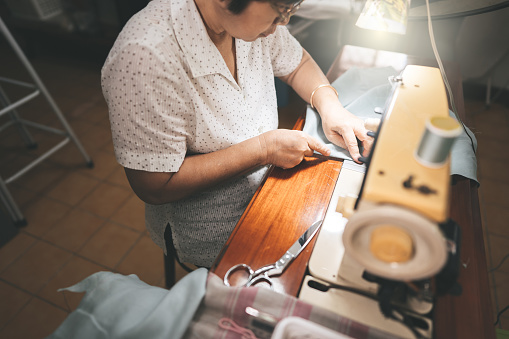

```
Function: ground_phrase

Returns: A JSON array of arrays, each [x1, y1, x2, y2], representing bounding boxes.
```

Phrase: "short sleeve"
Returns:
[[102, 42, 194, 173], [267, 25, 303, 77]]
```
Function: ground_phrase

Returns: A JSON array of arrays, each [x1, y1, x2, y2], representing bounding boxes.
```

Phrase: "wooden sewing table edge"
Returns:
[[211, 45, 494, 339]]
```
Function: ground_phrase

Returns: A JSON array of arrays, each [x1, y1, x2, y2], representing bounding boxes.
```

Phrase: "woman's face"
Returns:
[[223, 1, 290, 41]]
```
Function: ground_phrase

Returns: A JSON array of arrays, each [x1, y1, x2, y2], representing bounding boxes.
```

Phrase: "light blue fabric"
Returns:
[[303, 67, 478, 184], [47, 268, 208, 339]]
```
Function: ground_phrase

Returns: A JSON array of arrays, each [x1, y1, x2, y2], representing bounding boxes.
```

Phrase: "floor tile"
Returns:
[[4, 184, 37, 209], [42, 208, 106, 252], [488, 234, 509, 274], [109, 195, 146, 232], [479, 178, 509, 207], [25, 132, 69, 160], [11, 162, 67, 194], [470, 106, 509, 136], [69, 84, 103, 102], [0, 297, 68, 339], [0, 240, 72, 294], [69, 95, 108, 124], [17, 99, 57, 126], [78, 182, 132, 218], [46, 172, 100, 206], [78, 222, 141, 269], [0, 152, 36, 179], [106, 166, 132, 189], [116, 235, 164, 286], [476, 137, 509, 162], [0, 123, 23, 148], [489, 273, 499, 323], [493, 271, 509, 329], [477, 156, 509, 184], [81, 125, 113, 153], [470, 101, 508, 118], [0, 281, 32, 329], [0, 233, 37, 273], [471, 120, 509, 144], [500, 312, 509, 331], [77, 150, 119, 180], [21, 196, 72, 237], [37, 255, 105, 311], [71, 100, 109, 126], [484, 204, 509, 239], [47, 93, 85, 117], [72, 120, 112, 152], [101, 138, 115, 155], [464, 100, 486, 116], [47, 141, 94, 169], [11, 98, 58, 129]]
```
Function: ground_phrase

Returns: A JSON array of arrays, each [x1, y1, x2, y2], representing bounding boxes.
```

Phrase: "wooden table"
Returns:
[[211, 45, 494, 339]]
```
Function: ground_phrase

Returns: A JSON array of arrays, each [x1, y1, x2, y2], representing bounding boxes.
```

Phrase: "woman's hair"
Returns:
[[227, 0, 296, 15]]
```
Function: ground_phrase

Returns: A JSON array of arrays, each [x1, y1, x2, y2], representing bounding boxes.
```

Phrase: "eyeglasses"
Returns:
[[270, 0, 304, 23]]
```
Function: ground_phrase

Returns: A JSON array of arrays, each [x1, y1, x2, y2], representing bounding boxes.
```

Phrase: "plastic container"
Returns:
[[271, 317, 354, 339]]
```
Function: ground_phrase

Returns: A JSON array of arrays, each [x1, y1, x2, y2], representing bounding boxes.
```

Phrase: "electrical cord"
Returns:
[[494, 304, 509, 326], [307, 279, 427, 339], [425, 0, 477, 156], [489, 252, 509, 326], [490, 252, 509, 272]]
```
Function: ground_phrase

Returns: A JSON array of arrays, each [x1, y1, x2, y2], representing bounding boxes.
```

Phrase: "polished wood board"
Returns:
[[212, 156, 342, 296]]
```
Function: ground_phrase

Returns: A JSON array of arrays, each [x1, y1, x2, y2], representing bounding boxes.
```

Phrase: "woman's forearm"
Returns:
[[125, 129, 331, 205], [125, 135, 266, 204]]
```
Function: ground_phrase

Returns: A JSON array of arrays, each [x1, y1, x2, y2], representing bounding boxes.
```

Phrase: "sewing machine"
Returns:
[[213, 45, 492, 339], [299, 65, 462, 339]]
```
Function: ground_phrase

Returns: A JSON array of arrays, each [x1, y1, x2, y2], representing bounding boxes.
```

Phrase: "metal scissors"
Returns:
[[223, 220, 323, 288]]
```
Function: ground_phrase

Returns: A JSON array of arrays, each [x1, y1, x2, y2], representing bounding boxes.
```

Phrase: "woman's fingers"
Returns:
[[261, 130, 331, 169], [305, 134, 331, 157], [341, 128, 362, 162]]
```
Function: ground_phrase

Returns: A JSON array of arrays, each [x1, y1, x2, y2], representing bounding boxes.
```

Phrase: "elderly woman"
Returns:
[[101, 0, 372, 267]]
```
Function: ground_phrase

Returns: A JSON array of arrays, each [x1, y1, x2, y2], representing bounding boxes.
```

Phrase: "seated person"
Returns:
[[101, 0, 371, 268]]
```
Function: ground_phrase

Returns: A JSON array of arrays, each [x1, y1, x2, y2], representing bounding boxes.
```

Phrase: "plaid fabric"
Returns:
[[183, 273, 398, 339]]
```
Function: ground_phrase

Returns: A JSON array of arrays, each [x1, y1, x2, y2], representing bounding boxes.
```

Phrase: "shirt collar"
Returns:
[[171, 0, 242, 84]]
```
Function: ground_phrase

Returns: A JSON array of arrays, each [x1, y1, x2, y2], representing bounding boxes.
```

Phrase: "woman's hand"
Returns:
[[258, 129, 331, 169], [278, 48, 373, 163], [320, 106, 373, 163]]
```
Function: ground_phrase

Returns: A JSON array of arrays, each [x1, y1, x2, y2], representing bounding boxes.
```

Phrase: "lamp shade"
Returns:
[[356, 0, 411, 35]]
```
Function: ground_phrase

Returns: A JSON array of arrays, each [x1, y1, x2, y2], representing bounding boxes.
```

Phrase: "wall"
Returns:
[[337, 6, 509, 90]]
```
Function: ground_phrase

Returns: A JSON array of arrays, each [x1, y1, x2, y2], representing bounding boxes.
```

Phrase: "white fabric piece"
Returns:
[[47, 268, 208, 339], [302, 67, 478, 183]]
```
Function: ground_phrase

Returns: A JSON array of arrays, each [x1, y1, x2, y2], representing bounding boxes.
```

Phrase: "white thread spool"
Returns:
[[415, 116, 462, 167]]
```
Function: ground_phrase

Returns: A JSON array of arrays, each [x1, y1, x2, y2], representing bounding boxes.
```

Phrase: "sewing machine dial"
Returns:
[[342, 202, 448, 281]]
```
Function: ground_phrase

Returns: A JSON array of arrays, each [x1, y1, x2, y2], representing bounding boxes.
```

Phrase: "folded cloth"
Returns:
[[303, 67, 479, 184], [47, 269, 399, 339], [47, 269, 208, 339]]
